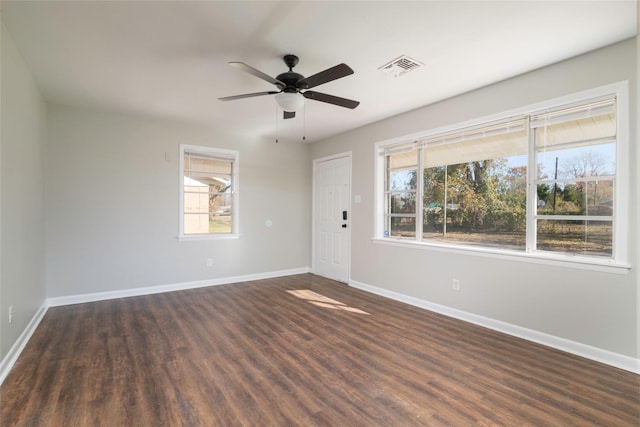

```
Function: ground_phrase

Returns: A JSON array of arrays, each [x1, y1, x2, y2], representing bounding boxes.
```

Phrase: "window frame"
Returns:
[[374, 82, 630, 272], [179, 144, 239, 241]]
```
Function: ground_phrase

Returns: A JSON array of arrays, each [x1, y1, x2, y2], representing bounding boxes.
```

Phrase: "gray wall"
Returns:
[[310, 38, 638, 358], [0, 22, 48, 360], [46, 106, 311, 297]]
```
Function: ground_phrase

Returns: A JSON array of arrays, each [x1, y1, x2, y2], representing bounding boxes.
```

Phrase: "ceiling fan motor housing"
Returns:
[[278, 55, 307, 92], [276, 72, 305, 92]]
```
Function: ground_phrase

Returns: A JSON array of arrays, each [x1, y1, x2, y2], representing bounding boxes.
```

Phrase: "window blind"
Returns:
[[418, 118, 528, 168], [532, 98, 616, 151], [184, 151, 233, 180], [184, 149, 236, 161], [530, 98, 615, 128]]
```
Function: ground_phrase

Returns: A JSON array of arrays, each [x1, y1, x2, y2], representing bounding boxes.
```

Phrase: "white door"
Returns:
[[313, 154, 351, 282]]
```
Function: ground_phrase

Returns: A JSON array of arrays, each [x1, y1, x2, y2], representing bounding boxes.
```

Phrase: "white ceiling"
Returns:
[[1, 1, 637, 143]]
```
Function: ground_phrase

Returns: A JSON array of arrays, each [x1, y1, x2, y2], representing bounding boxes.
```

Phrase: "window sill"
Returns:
[[371, 237, 631, 274], [178, 234, 239, 241]]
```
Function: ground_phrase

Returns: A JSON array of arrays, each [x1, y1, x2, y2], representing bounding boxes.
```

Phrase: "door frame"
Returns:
[[311, 151, 352, 283]]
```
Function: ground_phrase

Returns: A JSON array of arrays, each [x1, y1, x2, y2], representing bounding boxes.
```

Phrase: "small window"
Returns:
[[179, 145, 239, 239]]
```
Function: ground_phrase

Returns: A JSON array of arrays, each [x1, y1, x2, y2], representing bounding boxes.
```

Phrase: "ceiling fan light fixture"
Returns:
[[275, 91, 304, 112]]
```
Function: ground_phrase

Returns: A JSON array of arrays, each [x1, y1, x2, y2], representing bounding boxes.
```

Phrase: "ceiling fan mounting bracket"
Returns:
[[283, 54, 299, 70]]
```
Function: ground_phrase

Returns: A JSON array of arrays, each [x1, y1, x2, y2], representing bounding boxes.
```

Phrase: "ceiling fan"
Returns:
[[219, 54, 360, 119]]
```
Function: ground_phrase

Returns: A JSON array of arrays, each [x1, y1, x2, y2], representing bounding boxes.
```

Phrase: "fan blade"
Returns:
[[219, 91, 279, 101], [283, 111, 296, 120], [303, 91, 360, 109], [229, 62, 285, 89], [298, 63, 354, 89]]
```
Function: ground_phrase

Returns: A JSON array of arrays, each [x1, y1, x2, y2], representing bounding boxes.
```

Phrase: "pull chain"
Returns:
[[275, 105, 279, 143], [302, 99, 306, 141]]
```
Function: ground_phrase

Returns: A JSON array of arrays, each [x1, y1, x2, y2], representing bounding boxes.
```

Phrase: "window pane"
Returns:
[[388, 217, 416, 238], [184, 213, 210, 234], [209, 214, 231, 233], [537, 180, 613, 216], [389, 192, 416, 214], [422, 155, 527, 250], [536, 143, 615, 181], [537, 219, 612, 257], [389, 169, 417, 191], [183, 182, 210, 234], [423, 166, 446, 234]]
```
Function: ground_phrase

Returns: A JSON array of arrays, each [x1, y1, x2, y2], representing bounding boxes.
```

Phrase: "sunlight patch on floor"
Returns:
[[287, 289, 369, 315]]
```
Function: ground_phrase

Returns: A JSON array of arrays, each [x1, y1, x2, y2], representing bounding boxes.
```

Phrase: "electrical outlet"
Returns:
[[8, 306, 14, 324], [452, 279, 461, 291], [206, 258, 213, 267]]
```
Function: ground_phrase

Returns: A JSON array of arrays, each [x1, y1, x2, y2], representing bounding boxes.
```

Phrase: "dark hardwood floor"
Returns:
[[1, 273, 638, 426]]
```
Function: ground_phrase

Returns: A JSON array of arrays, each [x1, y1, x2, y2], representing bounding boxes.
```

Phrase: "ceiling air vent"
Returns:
[[378, 55, 423, 77]]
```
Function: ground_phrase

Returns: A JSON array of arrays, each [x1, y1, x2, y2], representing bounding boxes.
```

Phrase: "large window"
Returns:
[[377, 84, 628, 267], [179, 145, 239, 239]]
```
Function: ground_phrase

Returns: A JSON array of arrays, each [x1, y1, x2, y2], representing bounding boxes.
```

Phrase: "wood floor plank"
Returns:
[[1, 273, 638, 426]]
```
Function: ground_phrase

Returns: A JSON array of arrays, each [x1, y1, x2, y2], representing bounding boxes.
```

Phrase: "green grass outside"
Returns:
[[209, 219, 231, 233]]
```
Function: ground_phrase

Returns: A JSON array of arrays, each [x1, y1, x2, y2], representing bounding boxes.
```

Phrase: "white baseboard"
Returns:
[[349, 279, 639, 374], [48, 267, 310, 307], [0, 301, 48, 386], [1, 267, 310, 385], [4, 269, 634, 389]]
